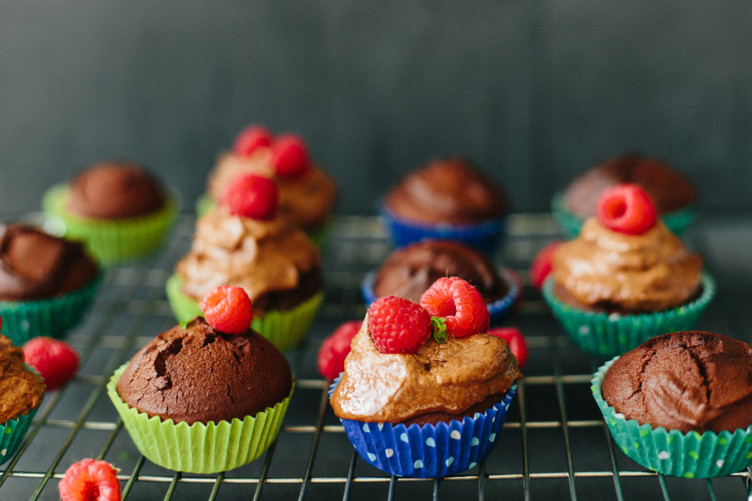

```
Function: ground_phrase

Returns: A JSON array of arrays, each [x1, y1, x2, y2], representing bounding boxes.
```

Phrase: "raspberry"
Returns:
[[233, 125, 273, 157], [220, 173, 278, 219], [529, 240, 563, 290], [23, 337, 79, 391], [420, 277, 489, 338], [317, 320, 362, 381], [270, 134, 310, 178], [59, 458, 121, 501], [488, 327, 529, 369], [201, 285, 253, 335], [368, 296, 432, 354], [596, 183, 657, 235]]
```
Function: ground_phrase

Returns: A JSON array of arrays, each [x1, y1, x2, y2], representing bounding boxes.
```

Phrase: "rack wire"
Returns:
[[1, 213, 751, 500]]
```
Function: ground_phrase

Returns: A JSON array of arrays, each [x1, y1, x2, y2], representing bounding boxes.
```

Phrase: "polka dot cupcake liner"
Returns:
[[329, 378, 517, 478], [551, 191, 697, 240], [107, 364, 293, 474], [379, 205, 506, 256], [542, 272, 716, 358], [0, 275, 103, 345], [165, 274, 324, 352], [592, 358, 752, 478], [360, 267, 520, 326], [42, 184, 180, 266], [0, 405, 40, 466]]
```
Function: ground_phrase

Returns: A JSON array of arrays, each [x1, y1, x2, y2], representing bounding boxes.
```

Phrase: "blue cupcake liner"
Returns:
[[379, 205, 506, 256], [361, 268, 520, 326], [329, 377, 517, 478]]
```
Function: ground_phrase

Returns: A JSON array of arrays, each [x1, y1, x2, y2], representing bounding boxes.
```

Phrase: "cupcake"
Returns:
[[108, 286, 293, 474], [0, 333, 45, 465], [42, 161, 180, 265], [552, 153, 697, 238], [167, 173, 323, 351], [361, 240, 518, 325], [542, 184, 715, 357], [380, 157, 507, 254], [330, 277, 521, 478], [201, 125, 337, 245], [0, 223, 102, 344], [592, 330, 752, 478]]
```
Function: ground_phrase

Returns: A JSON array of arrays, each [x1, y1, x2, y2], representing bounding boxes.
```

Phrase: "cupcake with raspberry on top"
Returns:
[[542, 184, 715, 357], [330, 277, 521, 478], [199, 125, 337, 245], [167, 172, 324, 352]]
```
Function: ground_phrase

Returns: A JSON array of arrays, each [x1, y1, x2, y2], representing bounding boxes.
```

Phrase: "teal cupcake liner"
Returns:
[[0, 275, 103, 344], [42, 184, 180, 266], [0, 406, 39, 466], [551, 191, 697, 240], [542, 272, 715, 358], [165, 274, 323, 352], [592, 358, 752, 478]]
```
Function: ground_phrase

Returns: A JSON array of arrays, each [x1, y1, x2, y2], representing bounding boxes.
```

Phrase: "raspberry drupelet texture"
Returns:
[[368, 296, 432, 354], [596, 183, 657, 235], [201, 285, 253, 335], [271, 134, 310, 178], [233, 125, 273, 157], [220, 173, 278, 219], [317, 320, 362, 381], [420, 277, 489, 338], [488, 327, 529, 369], [23, 337, 80, 391], [58, 458, 121, 501]]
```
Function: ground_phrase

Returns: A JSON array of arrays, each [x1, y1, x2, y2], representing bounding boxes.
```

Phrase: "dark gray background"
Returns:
[[1, 0, 751, 217]]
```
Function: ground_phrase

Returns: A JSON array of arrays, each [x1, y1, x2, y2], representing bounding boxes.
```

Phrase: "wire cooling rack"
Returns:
[[1, 213, 751, 501]]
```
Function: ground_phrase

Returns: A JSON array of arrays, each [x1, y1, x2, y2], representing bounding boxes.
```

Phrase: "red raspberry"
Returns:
[[59, 458, 121, 501], [488, 327, 529, 369], [317, 320, 362, 381], [233, 125, 273, 157], [368, 296, 432, 354], [529, 240, 563, 290], [270, 134, 311, 178], [596, 183, 657, 235], [420, 277, 489, 338], [201, 285, 253, 335], [23, 337, 79, 391], [220, 173, 278, 219]]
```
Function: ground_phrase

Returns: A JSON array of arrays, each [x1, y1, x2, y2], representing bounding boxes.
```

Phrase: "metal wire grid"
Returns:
[[0, 213, 750, 500]]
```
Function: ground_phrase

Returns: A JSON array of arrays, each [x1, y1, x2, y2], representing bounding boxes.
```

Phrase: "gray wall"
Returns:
[[1, 1, 750, 217]]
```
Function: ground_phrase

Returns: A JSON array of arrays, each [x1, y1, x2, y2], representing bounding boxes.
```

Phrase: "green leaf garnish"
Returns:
[[431, 316, 448, 344]]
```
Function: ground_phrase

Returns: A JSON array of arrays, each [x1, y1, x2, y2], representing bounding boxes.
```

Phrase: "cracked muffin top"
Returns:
[[116, 317, 292, 425], [601, 330, 752, 433]]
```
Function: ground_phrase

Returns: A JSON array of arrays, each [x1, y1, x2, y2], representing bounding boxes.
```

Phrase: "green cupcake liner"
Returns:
[[0, 275, 103, 344], [0, 405, 40, 466], [551, 191, 697, 240], [108, 364, 293, 474], [42, 184, 180, 266], [592, 358, 752, 477], [542, 272, 715, 358], [165, 274, 324, 352]]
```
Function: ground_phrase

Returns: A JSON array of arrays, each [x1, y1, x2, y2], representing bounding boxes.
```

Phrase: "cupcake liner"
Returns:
[[0, 395, 40, 466], [542, 272, 715, 358], [0, 275, 103, 344], [592, 358, 752, 478], [107, 364, 293, 474], [360, 267, 520, 326], [42, 184, 180, 266], [329, 378, 517, 478], [165, 274, 323, 352], [379, 205, 506, 256], [551, 191, 697, 239]]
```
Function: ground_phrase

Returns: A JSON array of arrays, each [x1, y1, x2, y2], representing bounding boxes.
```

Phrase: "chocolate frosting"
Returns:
[[552, 218, 702, 313], [330, 318, 521, 423], [0, 224, 100, 301], [384, 157, 506, 224], [207, 150, 337, 231], [565, 154, 696, 217], [373, 240, 508, 303], [175, 207, 322, 314], [602, 331, 752, 433], [66, 162, 166, 219], [116, 317, 292, 425], [0, 334, 45, 423]]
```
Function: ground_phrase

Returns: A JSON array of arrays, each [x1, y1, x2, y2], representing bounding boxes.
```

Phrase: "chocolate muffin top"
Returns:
[[66, 162, 166, 219], [0, 223, 100, 301], [116, 317, 292, 425], [373, 240, 508, 304], [0, 334, 45, 423], [601, 331, 752, 433]]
